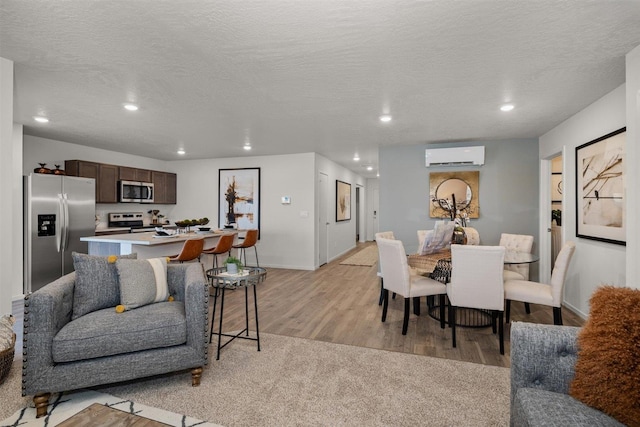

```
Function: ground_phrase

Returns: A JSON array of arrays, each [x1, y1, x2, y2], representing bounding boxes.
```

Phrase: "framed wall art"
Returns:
[[575, 127, 625, 245], [336, 180, 351, 222], [219, 168, 260, 232], [429, 171, 479, 219]]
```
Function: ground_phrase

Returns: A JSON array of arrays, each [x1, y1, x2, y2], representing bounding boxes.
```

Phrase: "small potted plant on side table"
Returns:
[[224, 256, 243, 274]]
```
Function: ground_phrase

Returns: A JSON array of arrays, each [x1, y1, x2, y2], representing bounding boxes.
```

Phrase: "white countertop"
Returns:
[[81, 230, 235, 246]]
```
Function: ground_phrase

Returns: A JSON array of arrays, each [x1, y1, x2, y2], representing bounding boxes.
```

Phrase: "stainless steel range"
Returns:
[[108, 212, 157, 233]]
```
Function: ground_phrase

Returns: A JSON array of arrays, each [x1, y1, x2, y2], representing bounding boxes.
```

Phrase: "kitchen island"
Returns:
[[81, 230, 237, 260]]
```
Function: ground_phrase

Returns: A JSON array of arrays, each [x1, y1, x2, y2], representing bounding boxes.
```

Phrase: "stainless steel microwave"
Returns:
[[119, 180, 154, 203]]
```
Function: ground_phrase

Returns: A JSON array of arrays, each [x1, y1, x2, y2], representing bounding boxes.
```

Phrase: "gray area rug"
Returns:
[[0, 333, 510, 426], [339, 245, 378, 266]]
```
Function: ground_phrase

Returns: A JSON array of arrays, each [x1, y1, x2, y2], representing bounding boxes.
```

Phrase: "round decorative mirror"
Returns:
[[435, 178, 472, 211]]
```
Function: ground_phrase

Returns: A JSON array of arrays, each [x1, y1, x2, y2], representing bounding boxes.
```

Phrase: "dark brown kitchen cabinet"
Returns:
[[119, 167, 152, 182], [66, 160, 176, 204], [65, 160, 118, 203], [152, 171, 177, 204]]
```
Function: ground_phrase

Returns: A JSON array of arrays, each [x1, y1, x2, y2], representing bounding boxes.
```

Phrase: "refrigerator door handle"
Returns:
[[62, 193, 70, 252], [56, 193, 64, 252]]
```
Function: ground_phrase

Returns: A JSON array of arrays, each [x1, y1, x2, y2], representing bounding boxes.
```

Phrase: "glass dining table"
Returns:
[[407, 248, 540, 327]]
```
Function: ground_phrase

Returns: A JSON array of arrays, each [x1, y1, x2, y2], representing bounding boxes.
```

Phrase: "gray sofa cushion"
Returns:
[[52, 301, 186, 363], [513, 388, 624, 427], [71, 252, 137, 319]]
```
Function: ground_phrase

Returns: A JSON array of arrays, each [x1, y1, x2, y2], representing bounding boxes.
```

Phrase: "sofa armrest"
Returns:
[[510, 322, 580, 408], [167, 263, 208, 364], [22, 272, 76, 395]]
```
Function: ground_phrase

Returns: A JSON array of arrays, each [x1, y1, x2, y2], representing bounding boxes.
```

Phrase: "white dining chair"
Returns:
[[377, 237, 447, 334], [499, 233, 534, 281], [499, 233, 534, 315], [375, 231, 395, 306], [448, 244, 506, 354], [505, 241, 576, 325]]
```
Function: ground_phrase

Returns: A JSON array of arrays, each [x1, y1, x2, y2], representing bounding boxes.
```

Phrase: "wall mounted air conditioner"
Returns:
[[425, 146, 485, 167]]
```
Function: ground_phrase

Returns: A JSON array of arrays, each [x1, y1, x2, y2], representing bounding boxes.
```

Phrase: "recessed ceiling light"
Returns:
[[500, 104, 514, 112], [124, 103, 139, 111], [177, 149, 185, 155], [353, 154, 360, 161], [379, 114, 392, 123], [33, 116, 49, 123], [366, 166, 373, 171], [243, 145, 252, 151]]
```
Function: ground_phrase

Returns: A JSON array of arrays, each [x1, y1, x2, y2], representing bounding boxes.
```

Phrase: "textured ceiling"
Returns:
[[1, 1, 640, 178]]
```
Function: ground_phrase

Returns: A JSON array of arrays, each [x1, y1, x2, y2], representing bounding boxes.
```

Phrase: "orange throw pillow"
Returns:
[[569, 286, 640, 427]]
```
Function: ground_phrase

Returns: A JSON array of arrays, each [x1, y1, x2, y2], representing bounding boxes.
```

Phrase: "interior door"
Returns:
[[318, 172, 328, 266]]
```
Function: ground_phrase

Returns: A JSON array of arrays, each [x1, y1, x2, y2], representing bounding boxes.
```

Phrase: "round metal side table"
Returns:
[[206, 266, 267, 360]]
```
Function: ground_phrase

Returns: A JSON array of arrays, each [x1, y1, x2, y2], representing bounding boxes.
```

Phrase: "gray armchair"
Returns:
[[22, 263, 208, 418], [510, 322, 624, 426]]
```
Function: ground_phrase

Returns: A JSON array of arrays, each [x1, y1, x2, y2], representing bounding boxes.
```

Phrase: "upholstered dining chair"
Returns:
[[448, 244, 506, 354], [167, 237, 204, 263], [499, 233, 534, 281], [377, 237, 447, 334], [499, 233, 535, 315], [505, 241, 576, 325], [375, 231, 395, 305], [232, 229, 259, 267], [201, 233, 235, 270]]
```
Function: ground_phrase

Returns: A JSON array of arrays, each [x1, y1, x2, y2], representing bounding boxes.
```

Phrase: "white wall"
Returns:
[[539, 84, 627, 317], [626, 45, 640, 290], [316, 154, 367, 262], [0, 57, 20, 312], [169, 153, 318, 270], [169, 153, 366, 270]]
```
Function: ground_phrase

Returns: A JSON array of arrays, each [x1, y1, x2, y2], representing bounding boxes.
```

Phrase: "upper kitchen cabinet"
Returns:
[[65, 160, 118, 203], [152, 171, 177, 204], [119, 166, 152, 183]]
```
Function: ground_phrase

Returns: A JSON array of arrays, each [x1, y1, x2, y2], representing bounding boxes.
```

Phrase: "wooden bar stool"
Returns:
[[167, 237, 204, 263], [232, 229, 259, 267], [202, 233, 235, 269]]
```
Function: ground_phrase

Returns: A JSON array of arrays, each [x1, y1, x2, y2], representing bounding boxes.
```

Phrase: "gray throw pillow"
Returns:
[[115, 257, 169, 311], [71, 252, 137, 319]]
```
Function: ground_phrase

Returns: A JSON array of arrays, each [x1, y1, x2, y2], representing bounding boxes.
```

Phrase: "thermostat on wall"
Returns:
[[281, 196, 291, 204]]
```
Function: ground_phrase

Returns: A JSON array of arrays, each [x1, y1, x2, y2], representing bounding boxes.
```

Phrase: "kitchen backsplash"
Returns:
[[95, 204, 175, 229]]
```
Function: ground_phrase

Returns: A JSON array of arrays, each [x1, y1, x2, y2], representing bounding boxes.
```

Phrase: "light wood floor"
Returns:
[[12, 241, 584, 368], [209, 241, 584, 368]]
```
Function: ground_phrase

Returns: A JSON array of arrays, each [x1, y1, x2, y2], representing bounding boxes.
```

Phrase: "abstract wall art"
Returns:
[[336, 180, 351, 222], [219, 168, 260, 232], [575, 127, 625, 245]]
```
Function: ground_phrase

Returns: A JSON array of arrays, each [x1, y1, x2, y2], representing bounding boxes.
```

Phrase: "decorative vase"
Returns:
[[452, 229, 467, 245]]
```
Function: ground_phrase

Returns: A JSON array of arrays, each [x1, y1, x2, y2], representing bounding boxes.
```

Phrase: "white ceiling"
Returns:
[[2, 1, 640, 178]]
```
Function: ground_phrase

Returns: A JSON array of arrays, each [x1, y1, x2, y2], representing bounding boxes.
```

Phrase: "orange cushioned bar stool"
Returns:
[[167, 237, 204, 263], [232, 229, 259, 267], [202, 233, 235, 269]]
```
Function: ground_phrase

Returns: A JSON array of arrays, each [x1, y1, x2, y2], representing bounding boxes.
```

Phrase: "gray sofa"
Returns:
[[510, 322, 624, 426], [22, 263, 208, 418]]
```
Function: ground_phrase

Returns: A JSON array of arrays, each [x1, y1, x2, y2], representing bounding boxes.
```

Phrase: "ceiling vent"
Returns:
[[425, 146, 485, 167]]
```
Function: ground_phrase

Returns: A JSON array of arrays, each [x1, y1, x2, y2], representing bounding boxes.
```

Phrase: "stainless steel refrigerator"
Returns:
[[24, 174, 96, 293]]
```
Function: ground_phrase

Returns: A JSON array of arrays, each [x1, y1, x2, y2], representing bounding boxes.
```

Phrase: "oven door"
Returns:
[[140, 183, 154, 204], [119, 181, 142, 203]]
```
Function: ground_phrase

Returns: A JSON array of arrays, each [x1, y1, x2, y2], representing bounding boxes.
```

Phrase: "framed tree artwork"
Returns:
[[575, 127, 625, 245], [218, 168, 260, 232], [336, 180, 351, 222]]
